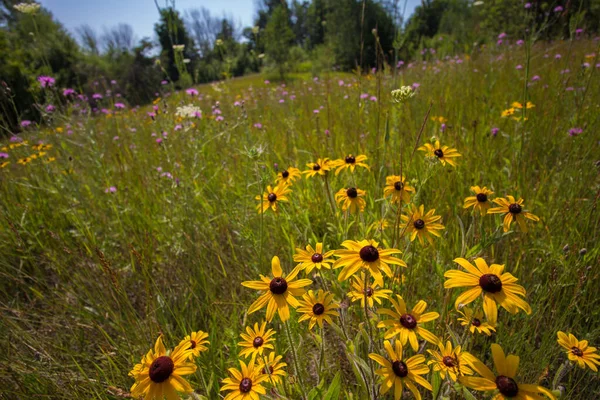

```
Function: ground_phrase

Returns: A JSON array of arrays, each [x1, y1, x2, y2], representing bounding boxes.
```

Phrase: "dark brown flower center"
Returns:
[[413, 219, 425, 229], [359, 245, 379, 262], [345, 155, 356, 164], [239, 377, 253, 393], [394, 181, 404, 191], [312, 303, 325, 315], [496, 375, 519, 397], [269, 277, 288, 294], [313, 164, 321, 171], [508, 203, 522, 214], [267, 193, 277, 202], [262, 365, 274, 375], [434, 149, 444, 158], [365, 287, 374, 297], [253, 336, 264, 348], [476, 193, 488, 202], [400, 313, 417, 329], [442, 356, 456, 367], [149, 356, 174, 383], [346, 187, 358, 198], [282, 170, 289, 178], [189, 340, 197, 349], [472, 318, 481, 327], [479, 274, 503, 293], [311, 253, 323, 263], [571, 347, 584, 357], [392, 360, 409, 377]]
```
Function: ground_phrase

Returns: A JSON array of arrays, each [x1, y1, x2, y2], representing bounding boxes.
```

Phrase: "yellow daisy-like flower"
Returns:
[[457, 307, 496, 336], [303, 158, 332, 177], [255, 184, 291, 214], [557, 331, 600, 372], [333, 239, 406, 287], [0, 161, 10, 169], [383, 175, 415, 204], [177, 330, 209, 359], [241, 256, 312, 322], [369, 340, 432, 400], [293, 242, 335, 274], [17, 157, 32, 165], [501, 108, 516, 117], [460, 344, 555, 400], [488, 195, 540, 232], [275, 167, 301, 185], [297, 289, 340, 330], [463, 186, 494, 216], [130, 336, 196, 400], [401, 204, 445, 245], [427, 340, 474, 382], [348, 272, 392, 308], [377, 295, 440, 351], [444, 257, 531, 324], [418, 140, 461, 167], [221, 358, 268, 400], [334, 187, 366, 213], [238, 321, 276, 359], [44, 157, 56, 163], [257, 352, 287, 385], [512, 101, 535, 109], [332, 154, 369, 175]]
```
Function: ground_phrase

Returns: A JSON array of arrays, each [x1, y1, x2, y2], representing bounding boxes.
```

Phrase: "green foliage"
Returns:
[[265, 5, 296, 78]]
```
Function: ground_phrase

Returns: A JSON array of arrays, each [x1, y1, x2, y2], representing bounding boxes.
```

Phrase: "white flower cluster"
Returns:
[[175, 104, 202, 118], [14, 2, 41, 14], [391, 86, 415, 104]]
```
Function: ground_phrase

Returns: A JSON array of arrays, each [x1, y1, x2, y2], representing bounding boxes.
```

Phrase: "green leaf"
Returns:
[[323, 372, 342, 400], [431, 371, 441, 399], [462, 387, 478, 400]]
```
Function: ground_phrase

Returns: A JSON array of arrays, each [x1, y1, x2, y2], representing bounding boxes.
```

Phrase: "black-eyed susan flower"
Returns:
[[177, 330, 209, 359], [303, 158, 332, 178], [130, 335, 196, 400], [370, 218, 390, 232], [460, 344, 555, 399], [332, 154, 369, 175], [256, 184, 291, 214], [557, 331, 600, 372], [0, 161, 10, 168], [444, 257, 531, 324], [242, 256, 312, 322], [512, 101, 535, 109], [334, 187, 366, 213], [275, 167, 301, 185], [348, 272, 392, 308], [334, 239, 406, 287], [383, 175, 414, 204], [463, 186, 494, 216], [401, 204, 445, 245], [369, 340, 432, 400], [221, 358, 268, 400], [17, 157, 31, 165], [297, 289, 339, 330], [427, 340, 474, 382], [238, 321, 276, 359], [377, 295, 440, 351], [501, 108, 516, 117], [293, 242, 335, 274], [488, 195, 540, 232], [457, 307, 496, 336], [418, 140, 461, 167], [257, 352, 287, 385]]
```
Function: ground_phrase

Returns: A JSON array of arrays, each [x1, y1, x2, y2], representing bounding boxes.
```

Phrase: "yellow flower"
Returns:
[[177, 330, 209, 359], [303, 158, 332, 177], [370, 219, 390, 232], [488, 195, 539, 232], [333, 239, 406, 286], [331, 154, 369, 175], [238, 321, 276, 359], [430, 116, 448, 124], [153, 97, 162, 105], [297, 289, 339, 330], [37, 151, 47, 157], [427, 340, 474, 382], [275, 167, 301, 185], [55, 127, 64, 133], [377, 295, 440, 351], [369, 340, 432, 400], [557, 331, 600, 372], [383, 175, 414, 204], [501, 108, 515, 117], [444, 257, 531, 324], [293, 242, 335, 274], [463, 186, 494, 216], [257, 352, 287, 385], [457, 307, 496, 336], [221, 358, 268, 400], [130, 335, 196, 400], [255, 184, 291, 213], [418, 140, 461, 167], [334, 187, 366, 213], [241, 256, 312, 322], [348, 272, 392, 308], [44, 157, 56, 164], [511, 101, 535, 109], [17, 157, 31, 165], [0, 162, 10, 169], [401, 204, 445, 245], [460, 344, 555, 400]]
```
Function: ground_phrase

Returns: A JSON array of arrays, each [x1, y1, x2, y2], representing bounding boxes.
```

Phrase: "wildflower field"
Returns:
[[1, 39, 599, 400]]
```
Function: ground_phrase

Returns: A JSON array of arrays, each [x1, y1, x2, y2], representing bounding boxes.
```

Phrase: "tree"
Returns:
[[264, 5, 295, 78], [154, 7, 195, 84], [76, 24, 100, 55]]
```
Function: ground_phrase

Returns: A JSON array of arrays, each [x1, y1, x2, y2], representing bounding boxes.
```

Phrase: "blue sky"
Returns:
[[38, 0, 420, 42]]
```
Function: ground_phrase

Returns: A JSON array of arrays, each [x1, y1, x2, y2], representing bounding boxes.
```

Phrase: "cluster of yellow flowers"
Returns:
[[0, 141, 56, 168], [501, 101, 535, 121]]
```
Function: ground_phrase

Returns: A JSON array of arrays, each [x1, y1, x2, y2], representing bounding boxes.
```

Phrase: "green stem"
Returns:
[[284, 320, 308, 400]]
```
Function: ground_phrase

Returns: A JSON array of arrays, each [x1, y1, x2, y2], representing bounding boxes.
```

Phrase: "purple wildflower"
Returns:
[[38, 76, 55, 88], [568, 127, 583, 136], [105, 186, 117, 193], [491, 127, 499, 137], [63, 88, 75, 96]]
